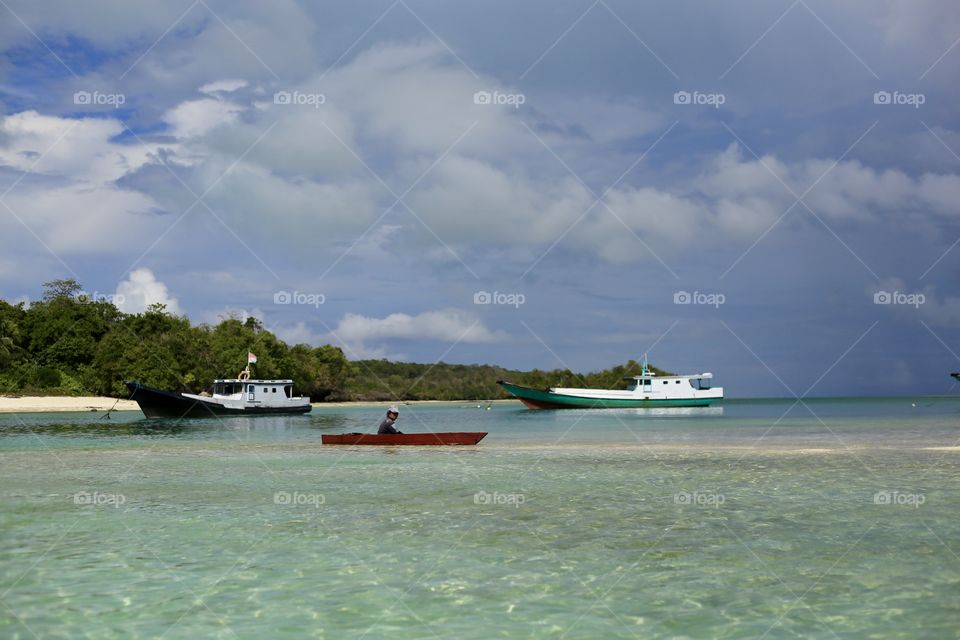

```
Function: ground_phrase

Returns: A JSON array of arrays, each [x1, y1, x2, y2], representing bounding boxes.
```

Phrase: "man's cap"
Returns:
[[388, 405, 400, 414]]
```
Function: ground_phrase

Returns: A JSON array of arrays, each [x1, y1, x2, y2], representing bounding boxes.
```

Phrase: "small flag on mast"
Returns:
[[248, 352, 258, 364]]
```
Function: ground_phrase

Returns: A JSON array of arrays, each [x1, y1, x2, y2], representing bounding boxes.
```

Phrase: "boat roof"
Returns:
[[624, 372, 713, 380], [214, 379, 294, 384]]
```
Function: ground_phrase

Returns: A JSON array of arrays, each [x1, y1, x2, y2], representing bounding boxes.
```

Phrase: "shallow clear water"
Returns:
[[2, 398, 959, 638]]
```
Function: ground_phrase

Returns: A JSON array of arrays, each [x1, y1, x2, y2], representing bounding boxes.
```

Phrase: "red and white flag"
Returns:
[[248, 352, 258, 364]]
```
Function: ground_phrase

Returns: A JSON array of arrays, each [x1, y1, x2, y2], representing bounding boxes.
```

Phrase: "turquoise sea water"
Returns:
[[2, 398, 959, 638]]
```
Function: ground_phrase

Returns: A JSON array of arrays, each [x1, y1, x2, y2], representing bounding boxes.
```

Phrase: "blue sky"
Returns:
[[1, 0, 959, 397]]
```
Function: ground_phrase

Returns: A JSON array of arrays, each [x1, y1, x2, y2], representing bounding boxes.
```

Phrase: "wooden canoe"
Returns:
[[322, 432, 487, 445]]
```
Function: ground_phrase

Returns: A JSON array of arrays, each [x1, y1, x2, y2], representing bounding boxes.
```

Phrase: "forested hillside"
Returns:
[[0, 279, 667, 401]]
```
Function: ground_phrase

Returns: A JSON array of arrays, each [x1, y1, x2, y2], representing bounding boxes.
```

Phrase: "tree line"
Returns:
[[0, 279, 668, 401]]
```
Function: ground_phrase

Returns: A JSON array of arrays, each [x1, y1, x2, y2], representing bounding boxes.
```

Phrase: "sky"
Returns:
[[0, 0, 959, 398]]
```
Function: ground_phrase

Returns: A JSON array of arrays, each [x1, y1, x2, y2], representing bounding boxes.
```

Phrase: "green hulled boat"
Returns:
[[498, 361, 722, 409]]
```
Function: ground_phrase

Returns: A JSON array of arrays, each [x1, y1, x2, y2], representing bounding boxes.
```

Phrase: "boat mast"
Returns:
[[239, 350, 257, 381]]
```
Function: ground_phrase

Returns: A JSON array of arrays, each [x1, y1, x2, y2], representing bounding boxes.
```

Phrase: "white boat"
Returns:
[[498, 358, 723, 409], [126, 358, 311, 418]]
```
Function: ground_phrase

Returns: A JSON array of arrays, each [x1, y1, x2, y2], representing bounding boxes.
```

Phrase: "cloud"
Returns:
[[115, 268, 181, 314], [199, 79, 249, 95], [8, 39, 959, 270], [0, 111, 171, 255], [333, 309, 506, 343], [0, 111, 162, 185], [163, 98, 245, 139], [326, 308, 507, 360]]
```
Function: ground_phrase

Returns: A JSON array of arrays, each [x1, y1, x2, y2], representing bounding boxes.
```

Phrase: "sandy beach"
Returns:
[[0, 396, 140, 413]]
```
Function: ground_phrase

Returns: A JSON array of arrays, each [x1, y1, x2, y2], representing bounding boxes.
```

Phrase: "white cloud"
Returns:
[[272, 321, 320, 346], [0, 111, 171, 255], [334, 309, 506, 343], [407, 155, 593, 246], [572, 144, 960, 261], [199, 79, 249, 95], [327, 308, 506, 360], [0, 111, 162, 185], [163, 98, 245, 139], [115, 268, 182, 314]]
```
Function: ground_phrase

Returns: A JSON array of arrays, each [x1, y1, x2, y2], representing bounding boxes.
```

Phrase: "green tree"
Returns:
[[0, 300, 25, 368], [41, 278, 82, 301]]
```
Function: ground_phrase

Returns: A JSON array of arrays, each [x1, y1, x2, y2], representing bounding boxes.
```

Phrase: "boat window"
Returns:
[[676, 380, 681, 384], [662, 380, 669, 385], [272, 387, 277, 393]]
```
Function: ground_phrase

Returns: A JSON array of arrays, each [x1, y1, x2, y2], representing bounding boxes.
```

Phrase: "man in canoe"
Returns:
[[377, 406, 402, 434]]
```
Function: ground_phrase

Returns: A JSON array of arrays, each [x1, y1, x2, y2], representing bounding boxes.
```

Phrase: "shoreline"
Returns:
[[1, 393, 955, 413], [0, 396, 514, 413]]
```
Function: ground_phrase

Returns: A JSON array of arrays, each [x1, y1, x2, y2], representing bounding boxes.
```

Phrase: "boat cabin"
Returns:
[[623, 372, 714, 392], [212, 379, 297, 402]]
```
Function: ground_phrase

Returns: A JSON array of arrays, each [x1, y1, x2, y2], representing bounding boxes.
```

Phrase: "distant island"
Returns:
[[0, 279, 669, 402]]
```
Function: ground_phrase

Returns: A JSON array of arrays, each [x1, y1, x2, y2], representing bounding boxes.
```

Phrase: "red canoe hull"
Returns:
[[322, 432, 487, 445]]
